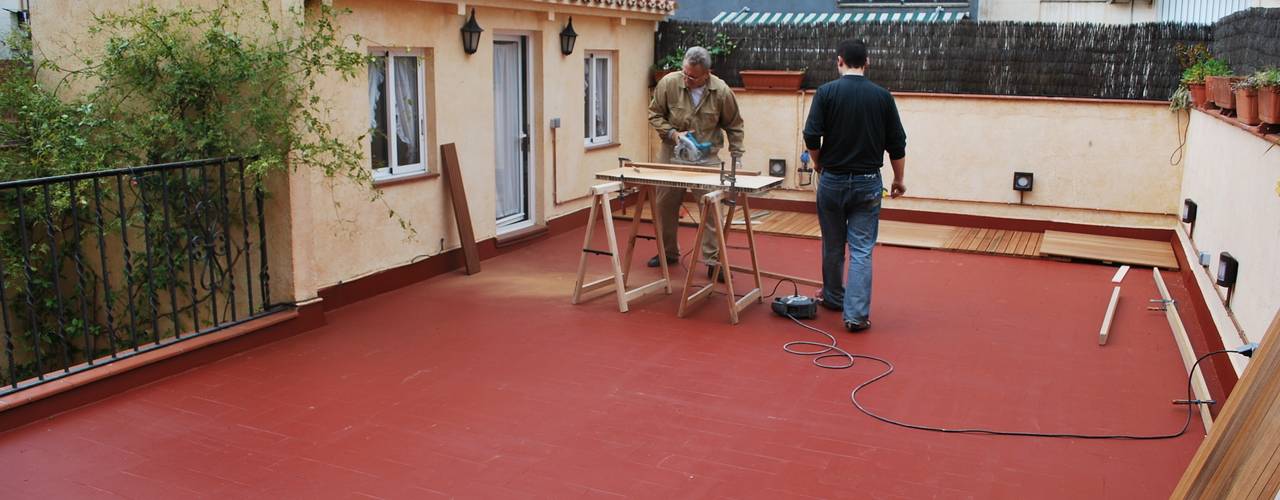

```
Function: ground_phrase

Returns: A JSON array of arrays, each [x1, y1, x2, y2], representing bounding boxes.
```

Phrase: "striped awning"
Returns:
[[712, 10, 970, 25]]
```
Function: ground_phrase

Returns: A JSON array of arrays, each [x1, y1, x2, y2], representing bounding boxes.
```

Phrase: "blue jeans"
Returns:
[[816, 170, 882, 323]]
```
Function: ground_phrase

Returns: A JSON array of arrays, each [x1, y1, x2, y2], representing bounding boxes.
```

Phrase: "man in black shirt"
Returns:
[[802, 39, 907, 332]]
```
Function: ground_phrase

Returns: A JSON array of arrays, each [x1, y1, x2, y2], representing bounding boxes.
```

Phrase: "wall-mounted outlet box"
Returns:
[[550, 118, 561, 129], [1199, 251, 1211, 267]]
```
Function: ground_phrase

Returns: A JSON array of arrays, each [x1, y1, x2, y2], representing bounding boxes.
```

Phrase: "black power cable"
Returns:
[[781, 311, 1250, 440]]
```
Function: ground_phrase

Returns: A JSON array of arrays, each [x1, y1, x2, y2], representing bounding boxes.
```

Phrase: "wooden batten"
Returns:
[[441, 143, 480, 275]]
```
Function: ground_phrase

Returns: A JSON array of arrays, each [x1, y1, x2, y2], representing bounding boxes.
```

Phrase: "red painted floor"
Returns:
[[1, 222, 1207, 499]]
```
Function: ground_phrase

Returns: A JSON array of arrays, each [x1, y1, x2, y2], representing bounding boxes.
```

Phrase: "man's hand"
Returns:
[[890, 179, 907, 198], [668, 130, 689, 142], [889, 157, 906, 198], [806, 149, 821, 173]]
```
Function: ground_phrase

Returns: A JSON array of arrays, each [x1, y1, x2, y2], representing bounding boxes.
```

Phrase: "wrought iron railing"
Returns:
[[0, 157, 281, 395]]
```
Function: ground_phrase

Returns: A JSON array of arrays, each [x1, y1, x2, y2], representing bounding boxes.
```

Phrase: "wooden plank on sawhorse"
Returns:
[[622, 161, 762, 176], [571, 182, 671, 312], [677, 189, 765, 324]]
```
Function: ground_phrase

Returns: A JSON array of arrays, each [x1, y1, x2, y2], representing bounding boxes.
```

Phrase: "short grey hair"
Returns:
[[683, 46, 712, 69]]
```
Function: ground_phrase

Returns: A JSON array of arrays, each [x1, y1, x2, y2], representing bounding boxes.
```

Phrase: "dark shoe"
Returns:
[[706, 265, 727, 283], [647, 255, 679, 268], [844, 319, 871, 332]]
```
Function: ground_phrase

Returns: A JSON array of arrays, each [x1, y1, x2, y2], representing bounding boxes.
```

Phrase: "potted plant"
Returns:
[[653, 52, 682, 84], [1180, 65, 1208, 109], [652, 32, 737, 86], [1257, 68, 1280, 128], [1176, 43, 1211, 109], [1169, 85, 1192, 112], [740, 68, 806, 91], [1201, 58, 1238, 111], [1233, 76, 1262, 126]]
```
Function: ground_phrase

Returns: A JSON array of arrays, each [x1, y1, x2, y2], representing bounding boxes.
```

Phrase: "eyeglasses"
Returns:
[[681, 70, 709, 86]]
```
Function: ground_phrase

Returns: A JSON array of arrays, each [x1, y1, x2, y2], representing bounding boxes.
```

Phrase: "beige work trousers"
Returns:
[[653, 146, 721, 264], [655, 186, 719, 263]]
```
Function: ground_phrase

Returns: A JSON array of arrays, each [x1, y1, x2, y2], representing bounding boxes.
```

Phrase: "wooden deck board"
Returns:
[[878, 220, 960, 250], [1038, 230, 1178, 269]]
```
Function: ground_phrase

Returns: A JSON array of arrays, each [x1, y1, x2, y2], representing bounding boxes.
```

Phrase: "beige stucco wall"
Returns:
[[31, 0, 659, 302], [694, 90, 1185, 220], [286, 0, 657, 299], [1178, 111, 1280, 367]]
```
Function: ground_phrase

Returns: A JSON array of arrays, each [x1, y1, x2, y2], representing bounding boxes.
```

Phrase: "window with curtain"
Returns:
[[368, 48, 427, 180], [584, 51, 614, 146]]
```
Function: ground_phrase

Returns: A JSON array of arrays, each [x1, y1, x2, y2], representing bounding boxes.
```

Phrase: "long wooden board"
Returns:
[[1175, 310, 1280, 498], [624, 161, 761, 176], [1098, 286, 1121, 346], [596, 166, 782, 194], [1039, 230, 1178, 269], [1153, 268, 1213, 434], [441, 143, 480, 275]]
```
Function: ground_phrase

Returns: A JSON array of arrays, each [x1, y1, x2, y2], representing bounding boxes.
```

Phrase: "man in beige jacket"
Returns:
[[646, 46, 746, 279]]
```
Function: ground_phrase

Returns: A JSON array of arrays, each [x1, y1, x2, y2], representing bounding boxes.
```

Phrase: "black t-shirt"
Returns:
[[803, 75, 907, 174]]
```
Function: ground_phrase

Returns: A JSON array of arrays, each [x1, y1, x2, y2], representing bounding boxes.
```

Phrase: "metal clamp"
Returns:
[[718, 160, 739, 206], [1173, 399, 1216, 406]]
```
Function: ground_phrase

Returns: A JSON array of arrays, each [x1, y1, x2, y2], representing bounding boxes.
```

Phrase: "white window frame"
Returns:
[[584, 51, 615, 147], [369, 48, 428, 181]]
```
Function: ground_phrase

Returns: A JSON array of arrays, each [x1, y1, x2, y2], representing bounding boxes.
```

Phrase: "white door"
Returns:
[[494, 35, 531, 230]]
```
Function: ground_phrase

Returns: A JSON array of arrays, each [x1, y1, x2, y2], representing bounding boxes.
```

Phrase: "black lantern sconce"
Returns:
[[560, 17, 578, 56], [1217, 252, 1239, 307], [461, 9, 483, 55], [1182, 198, 1198, 238]]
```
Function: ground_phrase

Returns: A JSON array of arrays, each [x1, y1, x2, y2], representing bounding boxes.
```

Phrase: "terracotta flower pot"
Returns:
[[1235, 87, 1261, 126], [1210, 76, 1244, 110], [739, 70, 805, 91], [1259, 86, 1280, 125], [1202, 77, 1222, 109], [1188, 83, 1209, 109]]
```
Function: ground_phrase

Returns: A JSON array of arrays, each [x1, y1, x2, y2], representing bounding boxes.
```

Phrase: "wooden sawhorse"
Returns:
[[571, 181, 671, 312], [677, 189, 764, 324]]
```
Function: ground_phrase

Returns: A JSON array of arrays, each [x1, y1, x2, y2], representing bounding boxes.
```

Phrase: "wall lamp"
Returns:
[[1013, 171, 1033, 204], [1013, 172, 1034, 192], [560, 17, 578, 56], [768, 158, 786, 177], [1182, 198, 1198, 238], [1217, 252, 1238, 307], [461, 8, 483, 55]]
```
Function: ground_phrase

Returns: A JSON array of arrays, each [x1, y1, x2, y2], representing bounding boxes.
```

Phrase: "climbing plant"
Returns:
[[0, 1, 379, 386]]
